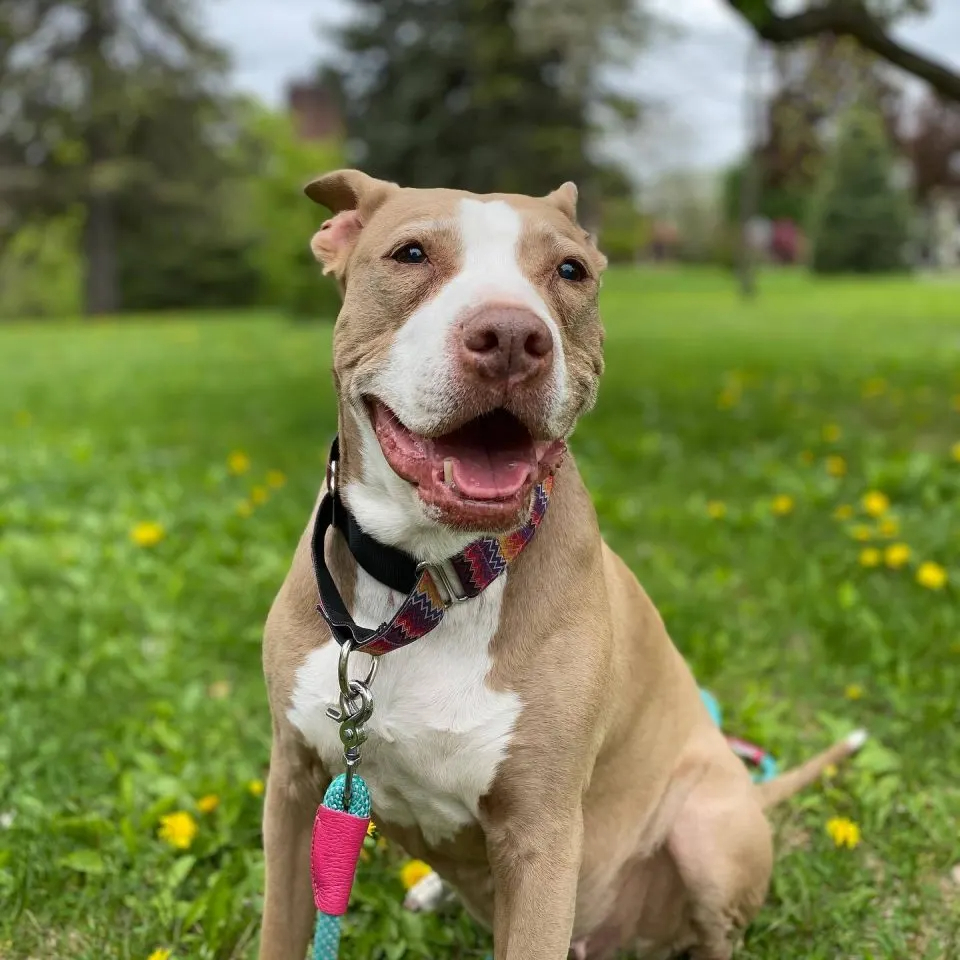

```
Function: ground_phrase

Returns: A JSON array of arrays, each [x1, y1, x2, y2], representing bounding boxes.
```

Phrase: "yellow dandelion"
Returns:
[[861, 491, 890, 517], [147, 950, 171, 960], [716, 387, 740, 410], [861, 377, 887, 399], [399, 859, 433, 891], [799, 450, 815, 465], [196, 794, 220, 814], [706, 500, 727, 519], [826, 816, 861, 849], [130, 521, 165, 548], [822, 423, 842, 442], [247, 779, 265, 797], [844, 683, 864, 700], [916, 561, 947, 591], [366, 820, 377, 837], [208, 679, 231, 699], [878, 516, 899, 538], [884, 543, 911, 569], [833, 504, 853, 521], [826, 455, 847, 477], [823, 763, 838, 779], [251, 485, 269, 506], [849, 525, 872, 542], [951, 441, 960, 463], [158, 811, 198, 851], [227, 450, 251, 475], [236, 500, 253, 518], [266, 469, 287, 489], [859, 548, 880, 568], [771, 494, 794, 517]]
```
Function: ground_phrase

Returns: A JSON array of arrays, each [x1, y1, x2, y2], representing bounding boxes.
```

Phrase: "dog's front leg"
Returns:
[[485, 803, 584, 960], [258, 731, 325, 960]]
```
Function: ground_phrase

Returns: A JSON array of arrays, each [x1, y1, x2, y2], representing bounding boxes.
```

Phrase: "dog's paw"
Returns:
[[403, 870, 447, 912]]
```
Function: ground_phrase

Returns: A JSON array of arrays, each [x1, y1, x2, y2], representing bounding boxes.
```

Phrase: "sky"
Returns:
[[204, 0, 960, 179]]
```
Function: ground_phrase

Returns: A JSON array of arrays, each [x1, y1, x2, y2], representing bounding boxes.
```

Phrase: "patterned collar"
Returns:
[[311, 437, 554, 656]]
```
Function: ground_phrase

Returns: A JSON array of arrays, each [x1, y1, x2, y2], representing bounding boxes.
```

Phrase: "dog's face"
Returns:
[[308, 169, 605, 545]]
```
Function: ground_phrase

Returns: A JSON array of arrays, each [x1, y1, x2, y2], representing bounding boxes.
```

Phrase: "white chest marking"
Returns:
[[288, 569, 521, 844]]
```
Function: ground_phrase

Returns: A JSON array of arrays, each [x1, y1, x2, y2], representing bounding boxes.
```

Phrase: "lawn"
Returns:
[[1, 268, 959, 960]]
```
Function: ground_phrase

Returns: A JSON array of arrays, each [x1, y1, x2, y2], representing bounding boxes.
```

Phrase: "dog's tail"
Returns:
[[756, 729, 867, 809]]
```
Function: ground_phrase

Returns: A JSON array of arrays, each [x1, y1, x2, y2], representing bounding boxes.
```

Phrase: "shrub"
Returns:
[[810, 106, 911, 275]]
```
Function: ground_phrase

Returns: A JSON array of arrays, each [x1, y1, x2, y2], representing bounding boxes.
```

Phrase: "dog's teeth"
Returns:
[[443, 459, 454, 486]]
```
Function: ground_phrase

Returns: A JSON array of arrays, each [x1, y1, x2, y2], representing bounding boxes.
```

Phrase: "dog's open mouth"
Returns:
[[367, 400, 565, 530]]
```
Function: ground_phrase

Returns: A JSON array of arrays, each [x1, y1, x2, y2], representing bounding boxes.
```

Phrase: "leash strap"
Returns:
[[310, 436, 554, 656]]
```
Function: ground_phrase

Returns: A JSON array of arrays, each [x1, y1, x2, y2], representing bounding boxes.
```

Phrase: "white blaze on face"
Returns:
[[375, 198, 568, 435]]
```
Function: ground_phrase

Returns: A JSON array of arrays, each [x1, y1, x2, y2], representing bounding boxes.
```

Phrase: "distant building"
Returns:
[[287, 82, 341, 142]]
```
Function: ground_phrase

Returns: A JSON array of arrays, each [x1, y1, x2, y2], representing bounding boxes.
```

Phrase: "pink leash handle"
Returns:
[[311, 802, 370, 915]]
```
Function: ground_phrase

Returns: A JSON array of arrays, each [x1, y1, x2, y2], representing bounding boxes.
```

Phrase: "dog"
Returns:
[[259, 169, 865, 960]]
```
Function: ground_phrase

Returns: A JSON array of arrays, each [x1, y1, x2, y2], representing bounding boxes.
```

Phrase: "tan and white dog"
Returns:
[[260, 169, 865, 960]]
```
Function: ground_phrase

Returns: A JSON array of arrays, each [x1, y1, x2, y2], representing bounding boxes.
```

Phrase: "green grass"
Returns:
[[2, 268, 959, 959]]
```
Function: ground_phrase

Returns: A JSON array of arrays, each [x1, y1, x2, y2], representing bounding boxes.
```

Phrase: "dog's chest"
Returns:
[[288, 571, 520, 844]]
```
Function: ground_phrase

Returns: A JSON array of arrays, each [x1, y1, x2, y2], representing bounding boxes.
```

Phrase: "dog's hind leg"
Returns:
[[666, 772, 773, 960]]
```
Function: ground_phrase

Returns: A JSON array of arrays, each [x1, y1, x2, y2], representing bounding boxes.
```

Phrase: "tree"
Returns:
[[0, 0, 232, 315], [323, 0, 647, 221], [809, 104, 911, 274], [724, 1, 960, 104]]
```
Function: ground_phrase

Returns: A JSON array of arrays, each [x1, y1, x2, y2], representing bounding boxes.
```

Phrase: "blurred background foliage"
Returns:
[[2, 0, 959, 321]]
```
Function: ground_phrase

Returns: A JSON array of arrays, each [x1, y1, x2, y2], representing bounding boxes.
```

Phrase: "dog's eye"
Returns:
[[557, 258, 586, 282], [393, 243, 428, 265]]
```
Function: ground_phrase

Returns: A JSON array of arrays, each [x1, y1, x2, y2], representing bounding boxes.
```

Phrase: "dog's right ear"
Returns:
[[306, 169, 397, 278]]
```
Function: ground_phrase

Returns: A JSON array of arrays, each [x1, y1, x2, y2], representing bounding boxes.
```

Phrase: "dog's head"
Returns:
[[308, 169, 606, 556]]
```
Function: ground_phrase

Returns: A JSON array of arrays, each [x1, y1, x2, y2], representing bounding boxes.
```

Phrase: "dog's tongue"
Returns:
[[432, 412, 536, 500]]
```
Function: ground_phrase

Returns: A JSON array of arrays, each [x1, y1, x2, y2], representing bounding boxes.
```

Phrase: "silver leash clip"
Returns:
[[325, 639, 377, 808]]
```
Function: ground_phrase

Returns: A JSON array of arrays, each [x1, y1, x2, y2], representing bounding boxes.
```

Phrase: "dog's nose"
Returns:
[[459, 307, 553, 385]]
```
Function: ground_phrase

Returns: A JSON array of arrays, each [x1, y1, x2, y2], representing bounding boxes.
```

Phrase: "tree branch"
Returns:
[[725, 0, 960, 103]]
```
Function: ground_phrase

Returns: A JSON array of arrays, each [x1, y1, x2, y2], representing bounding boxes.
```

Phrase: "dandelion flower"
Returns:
[[833, 504, 853, 521], [147, 950, 171, 960], [826, 817, 861, 849], [826, 455, 847, 477], [878, 517, 899, 538], [706, 500, 727, 519], [399, 859, 433, 891], [771, 494, 794, 516], [227, 450, 251, 475], [266, 469, 287, 489], [861, 491, 890, 517], [247, 779, 265, 797], [196, 794, 220, 814], [158, 812, 198, 851], [131, 521, 165, 547], [884, 543, 911, 569], [366, 820, 377, 838], [251, 485, 269, 506], [844, 683, 864, 700], [859, 548, 880, 568], [849, 525, 872, 542], [823, 764, 838, 779], [916, 562, 947, 590], [822, 423, 842, 442], [951, 441, 960, 463], [208, 680, 231, 699]]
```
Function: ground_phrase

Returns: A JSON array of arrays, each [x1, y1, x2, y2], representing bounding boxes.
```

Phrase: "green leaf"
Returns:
[[59, 849, 106, 874]]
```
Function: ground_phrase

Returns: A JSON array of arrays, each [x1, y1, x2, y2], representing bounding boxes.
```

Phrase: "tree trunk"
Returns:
[[738, 41, 764, 300], [83, 192, 119, 315]]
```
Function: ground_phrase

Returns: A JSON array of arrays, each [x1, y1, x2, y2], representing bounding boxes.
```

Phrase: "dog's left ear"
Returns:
[[306, 169, 398, 279], [544, 181, 579, 221]]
